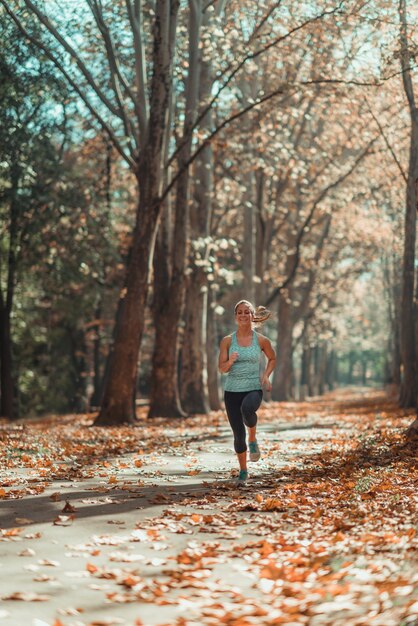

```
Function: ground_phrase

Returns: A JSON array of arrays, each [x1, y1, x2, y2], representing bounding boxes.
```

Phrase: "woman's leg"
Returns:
[[224, 391, 248, 471], [241, 390, 263, 444]]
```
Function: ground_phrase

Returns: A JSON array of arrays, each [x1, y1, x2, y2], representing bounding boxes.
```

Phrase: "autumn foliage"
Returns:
[[0, 390, 417, 625]]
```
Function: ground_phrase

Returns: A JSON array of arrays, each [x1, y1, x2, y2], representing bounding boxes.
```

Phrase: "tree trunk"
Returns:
[[325, 349, 336, 391], [308, 351, 316, 396], [180, 271, 210, 414], [180, 24, 215, 414], [148, 178, 189, 417], [300, 343, 311, 401], [312, 346, 319, 396], [389, 280, 402, 386], [399, 170, 418, 406], [243, 171, 256, 303], [96, 192, 162, 424], [95, 1, 179, 425], [405, 416, 418, 440], [0, 163, 19, 420], [67, 324, 88, 413], [272, 291, 294, 400], [89, 302, 102, 409], [348, 352, 356, 385], [361, 357, 367, 387], [255, 168, 267, 305], [0, 306, 15, 420], [148, 0, 202, 418], [316, 345, 327, 395], [399, 0, 418, 408], [149, 308, 185, 417], [207, 286, 221, 410]]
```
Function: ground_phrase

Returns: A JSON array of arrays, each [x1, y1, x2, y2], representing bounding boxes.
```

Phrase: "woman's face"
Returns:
[[235, 304, 253, 325]]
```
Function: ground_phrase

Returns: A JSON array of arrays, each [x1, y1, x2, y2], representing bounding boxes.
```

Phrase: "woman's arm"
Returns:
[[218, 336, 238, 374], [259, 335, 276, 391]]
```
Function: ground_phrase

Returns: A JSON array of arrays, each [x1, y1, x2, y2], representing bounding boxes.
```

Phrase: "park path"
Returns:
[[0, 389, 417, 626]]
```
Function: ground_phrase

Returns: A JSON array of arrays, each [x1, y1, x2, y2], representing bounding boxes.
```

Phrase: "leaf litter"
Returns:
[[0, 389, 417, 625]]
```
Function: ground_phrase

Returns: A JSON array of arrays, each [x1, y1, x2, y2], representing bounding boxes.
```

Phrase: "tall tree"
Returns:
[[149, 0, 203, 418], [0, 19, 68, 419], [398, 0, 418, 409], [2, 0, 181, 424]]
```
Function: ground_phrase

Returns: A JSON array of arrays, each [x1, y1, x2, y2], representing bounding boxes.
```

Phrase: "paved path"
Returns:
[[0, 393, 416, 626]]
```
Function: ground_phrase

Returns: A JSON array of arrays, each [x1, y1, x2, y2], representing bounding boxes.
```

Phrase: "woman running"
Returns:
[[218, 300, 276, 485]]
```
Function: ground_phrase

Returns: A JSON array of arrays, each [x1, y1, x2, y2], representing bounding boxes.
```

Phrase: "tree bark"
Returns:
[[149, 189, 185, 417], [180, 271, 210, 414], [95, 1, 179, 425], [254, 168, 271, 305], [0, 307, 15, 420], [405, 416, 418, 440], [148, 0, 202, 418], [272, 290, 294, 400], [89, 302, 103, 409], [207, 286, 221, 410], [316, 345, 328, 395], [399, 0, 418, 408], [383, 259, 402, 387], [180, 14, 216, 414], [243, 171, 256, 303], [300, 343, 311, 401], [96, 190, 163, 424], [325, 349, 336, 391], [0, 162, 19, 420], [392, 300, 402, 387], [361, 356, 367, 386], [348, 352, 356, 385]]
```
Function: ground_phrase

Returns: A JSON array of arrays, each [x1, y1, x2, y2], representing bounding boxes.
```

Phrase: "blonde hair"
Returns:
[[234, 300, 272, 327]]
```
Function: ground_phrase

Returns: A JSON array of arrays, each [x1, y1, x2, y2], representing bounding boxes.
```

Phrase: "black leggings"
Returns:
[[224, 390, 263, 454]]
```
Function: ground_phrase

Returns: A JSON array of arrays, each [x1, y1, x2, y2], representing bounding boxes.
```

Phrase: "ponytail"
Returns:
[[253, 305, 272, 327], [234, 300, 272, 327]]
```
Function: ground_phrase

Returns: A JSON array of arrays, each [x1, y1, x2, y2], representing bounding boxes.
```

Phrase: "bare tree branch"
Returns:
[[265, 137, 378, 306], [162, 84, 288, 202], [399, 0, 416, 112], [20, 0, 125, 120], [167, 2, 345, 167], [365, 97, 407, 183], [86, 0, 139, 146], [125, 0, 148, 138], [0, 0, 135, 167]]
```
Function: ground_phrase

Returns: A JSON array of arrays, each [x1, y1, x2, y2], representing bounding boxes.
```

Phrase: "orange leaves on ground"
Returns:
[[1, 390, 417, 625], [53, 514, 75, 526], [62, 500, 76, 513], [86, 562, 99, 573], [1, 527, 22, 537], [2, 591, 51, 601], [260, 560, 282, 580]]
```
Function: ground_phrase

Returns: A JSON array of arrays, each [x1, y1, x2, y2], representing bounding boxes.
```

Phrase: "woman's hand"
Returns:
[[218, 337, 238, 373], [229, 351, 238, 366], [261, 374, 272, 392]]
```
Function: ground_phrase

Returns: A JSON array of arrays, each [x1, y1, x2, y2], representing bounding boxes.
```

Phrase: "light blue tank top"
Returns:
[[224, 331, 262, 392]]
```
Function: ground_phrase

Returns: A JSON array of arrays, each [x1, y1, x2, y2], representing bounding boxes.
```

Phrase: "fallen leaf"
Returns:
[[18, 548, 36, 556], [53, 515, 75, 526], [3, 591, 51, 601], [62, 500, 76, 513]]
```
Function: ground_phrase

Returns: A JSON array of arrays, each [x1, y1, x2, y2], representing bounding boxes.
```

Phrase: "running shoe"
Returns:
[[236, 469, 248, 486], [249, 440, 261, 462]]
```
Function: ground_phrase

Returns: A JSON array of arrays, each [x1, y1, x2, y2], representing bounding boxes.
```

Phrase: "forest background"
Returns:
[[1, 0, 417, 426]]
